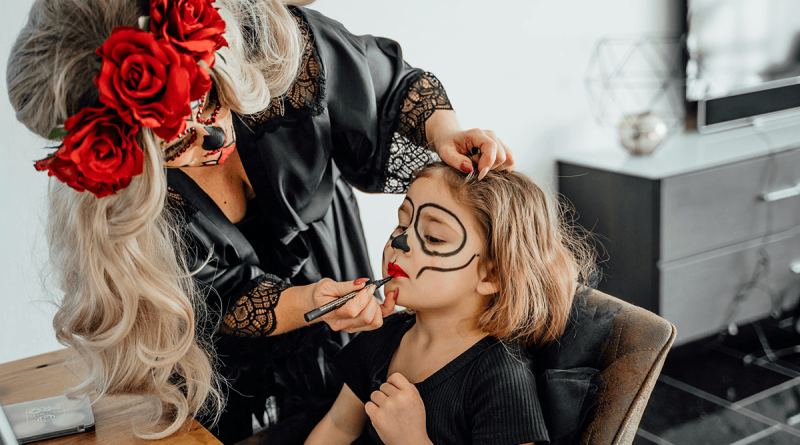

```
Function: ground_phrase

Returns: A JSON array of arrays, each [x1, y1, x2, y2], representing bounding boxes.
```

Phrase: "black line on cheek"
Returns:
[[414, 203, 467, 257], [415, 253, 478, 279]]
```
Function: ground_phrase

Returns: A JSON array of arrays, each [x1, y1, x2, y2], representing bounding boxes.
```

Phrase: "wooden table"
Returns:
[[0, 349, 221, 444]]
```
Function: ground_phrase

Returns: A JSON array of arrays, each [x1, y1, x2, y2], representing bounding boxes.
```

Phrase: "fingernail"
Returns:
[[478, 166, 489, 179], [460, 160, 473, 173], [353, 278, 369, 286]]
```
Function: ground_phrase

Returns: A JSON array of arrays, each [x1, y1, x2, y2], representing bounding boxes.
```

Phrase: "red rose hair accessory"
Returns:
[[150, 0, 228, 68], [35, 106, 144, 198], [34, 0, 227, 198], [95, 26, 212, 140]]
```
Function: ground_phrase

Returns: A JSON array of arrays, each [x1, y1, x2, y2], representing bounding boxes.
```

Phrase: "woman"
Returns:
[[6, 0, 514, 442]]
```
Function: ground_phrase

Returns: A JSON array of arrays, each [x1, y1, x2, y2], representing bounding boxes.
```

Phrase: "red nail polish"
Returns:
[[461, 161, 473, 173], [353, 278, 369, 286]]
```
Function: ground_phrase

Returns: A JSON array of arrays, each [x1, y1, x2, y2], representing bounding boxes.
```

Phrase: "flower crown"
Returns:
[[34, 0, 228, 198]]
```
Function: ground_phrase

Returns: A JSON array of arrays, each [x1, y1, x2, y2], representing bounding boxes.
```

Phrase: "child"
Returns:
[[305, 162, 595, 445]]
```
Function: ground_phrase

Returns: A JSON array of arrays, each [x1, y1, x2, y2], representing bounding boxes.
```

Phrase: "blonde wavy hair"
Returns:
[[6, 0, 308, 438], [414, 163, 597, 347]]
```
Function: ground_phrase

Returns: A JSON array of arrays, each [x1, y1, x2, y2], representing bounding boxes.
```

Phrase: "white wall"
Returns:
[[0, 0, 680, 364], [1, 0, 65, 364]]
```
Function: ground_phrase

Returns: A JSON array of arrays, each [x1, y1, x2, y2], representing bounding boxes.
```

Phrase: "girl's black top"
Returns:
[[335, 312, 550, 445]]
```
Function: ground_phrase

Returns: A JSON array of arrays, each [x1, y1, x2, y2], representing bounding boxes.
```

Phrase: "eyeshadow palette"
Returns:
[[1, 395, 94, 444]]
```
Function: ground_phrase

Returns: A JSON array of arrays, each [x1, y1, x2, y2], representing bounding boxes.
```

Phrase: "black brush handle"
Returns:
[[303, 276, 393, 322]]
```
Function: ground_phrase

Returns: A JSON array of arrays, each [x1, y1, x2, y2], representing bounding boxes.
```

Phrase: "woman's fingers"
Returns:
[[331, 284, 373, 319], [314, 278, 397, 332], [345, 299, 384, 333], [436, 128, 516, 179], [326, 285, 387, 332], [499, 140, 516, 172]]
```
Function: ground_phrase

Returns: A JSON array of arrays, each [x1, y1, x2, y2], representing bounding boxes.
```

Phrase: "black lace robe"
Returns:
[[165, 7, 452, 443]]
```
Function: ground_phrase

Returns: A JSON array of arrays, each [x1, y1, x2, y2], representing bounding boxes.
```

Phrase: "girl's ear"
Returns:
[[476, 261, 500, 296]]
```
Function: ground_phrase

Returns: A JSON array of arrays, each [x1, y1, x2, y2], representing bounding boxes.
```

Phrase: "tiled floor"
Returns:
[[635, 316, 800, 445]]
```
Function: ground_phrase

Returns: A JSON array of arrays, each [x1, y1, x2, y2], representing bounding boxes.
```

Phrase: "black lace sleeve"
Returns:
[[383, 72, 454, 193], [166, 185, 293, 339], [219, 274, 291, 338]]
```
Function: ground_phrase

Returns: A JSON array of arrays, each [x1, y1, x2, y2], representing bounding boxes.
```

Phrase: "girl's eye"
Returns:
[[425, 235, 443, 244], [392, 225, 408, 235]]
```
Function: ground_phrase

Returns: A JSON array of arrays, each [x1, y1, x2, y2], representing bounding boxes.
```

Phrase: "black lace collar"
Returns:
[[238, 7, 327, 135]]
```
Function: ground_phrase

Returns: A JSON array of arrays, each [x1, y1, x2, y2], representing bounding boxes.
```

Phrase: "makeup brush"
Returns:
[[303, 275, 394, 322]]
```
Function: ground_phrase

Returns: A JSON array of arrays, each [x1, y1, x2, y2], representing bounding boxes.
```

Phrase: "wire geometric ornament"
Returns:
[[585, 35, 686, 152]]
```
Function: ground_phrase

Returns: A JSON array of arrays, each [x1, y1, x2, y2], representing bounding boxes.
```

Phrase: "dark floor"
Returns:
[[635, 316, 800, 445]]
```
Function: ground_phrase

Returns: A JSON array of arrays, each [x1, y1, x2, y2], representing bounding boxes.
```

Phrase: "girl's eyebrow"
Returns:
[[419, 212, 455, 230]]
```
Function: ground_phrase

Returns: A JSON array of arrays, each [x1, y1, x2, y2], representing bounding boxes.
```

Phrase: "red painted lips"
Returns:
[[387, 262, 409, 279]]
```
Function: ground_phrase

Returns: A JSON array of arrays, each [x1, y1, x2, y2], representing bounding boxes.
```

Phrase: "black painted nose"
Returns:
[[391, 232, 410, 253], [202, 126, 226, 151]]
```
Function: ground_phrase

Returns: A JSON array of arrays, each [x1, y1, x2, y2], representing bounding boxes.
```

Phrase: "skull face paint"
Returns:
[[382, 175, 488, 311], [163, 86, 237, 168], [391, 232, 410, 252], [202, 126, 226, 151]]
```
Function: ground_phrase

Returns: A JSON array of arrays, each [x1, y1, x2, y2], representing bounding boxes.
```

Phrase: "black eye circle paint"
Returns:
[[416, 254, 479, 279], [413, 203, 467, 258]]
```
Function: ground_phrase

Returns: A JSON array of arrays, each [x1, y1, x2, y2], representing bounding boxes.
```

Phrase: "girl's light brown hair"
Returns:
[[414, 162, 596, 347]]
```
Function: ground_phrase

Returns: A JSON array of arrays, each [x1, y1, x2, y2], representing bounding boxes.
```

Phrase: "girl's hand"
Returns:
[[311, 278, 396, 333], [365, 373, 433, 445], [434, 128, 516, 179]]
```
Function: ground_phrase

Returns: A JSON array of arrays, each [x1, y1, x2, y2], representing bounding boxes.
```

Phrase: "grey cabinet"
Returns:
[[557, 127, 800, 343]]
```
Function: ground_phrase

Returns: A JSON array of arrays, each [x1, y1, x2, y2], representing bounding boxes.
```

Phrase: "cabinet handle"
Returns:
[[761, 183, 800, 202]]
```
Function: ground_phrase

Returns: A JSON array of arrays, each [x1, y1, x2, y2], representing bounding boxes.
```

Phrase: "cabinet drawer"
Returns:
[[660, 228, 800, 343], [661, 148, 800, 262]]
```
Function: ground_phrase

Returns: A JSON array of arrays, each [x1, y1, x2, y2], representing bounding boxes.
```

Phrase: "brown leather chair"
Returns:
[[576, 290, 677, 445]]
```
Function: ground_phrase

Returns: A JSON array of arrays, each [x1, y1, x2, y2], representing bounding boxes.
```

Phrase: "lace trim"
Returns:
[[166, 186, 189, 211], [220, 275, 290, 337], [241, 8, 326, 134], [383, 72, 453, 193]]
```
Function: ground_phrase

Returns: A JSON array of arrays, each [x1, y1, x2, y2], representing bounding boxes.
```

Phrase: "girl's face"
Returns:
[[162, 87, 237, 168], [382, 175, 491, 312]]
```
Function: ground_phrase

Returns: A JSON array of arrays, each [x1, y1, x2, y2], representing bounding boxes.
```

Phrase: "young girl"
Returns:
[[306, 162, 595, 445]]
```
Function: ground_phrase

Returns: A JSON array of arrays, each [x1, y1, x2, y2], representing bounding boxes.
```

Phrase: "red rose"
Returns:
[[95, 26, 211, 140], [34, 106, 143, 198], [150, 0, 228, 67]]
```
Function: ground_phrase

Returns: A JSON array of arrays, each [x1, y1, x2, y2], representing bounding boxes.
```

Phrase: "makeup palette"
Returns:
[[1, 395, 94, 443]]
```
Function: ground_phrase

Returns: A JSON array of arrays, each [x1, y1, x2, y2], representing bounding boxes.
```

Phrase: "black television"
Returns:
[[686, 0, 800, 133]]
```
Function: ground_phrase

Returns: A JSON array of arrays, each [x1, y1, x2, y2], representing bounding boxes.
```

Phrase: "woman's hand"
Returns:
[[311, 278, 396, 333], [424, 109, 515, 179], [365, 373, 432, 445], [435, 128, 516, 179]]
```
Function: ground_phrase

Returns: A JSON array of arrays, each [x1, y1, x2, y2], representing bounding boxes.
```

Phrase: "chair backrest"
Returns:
[[577, 290, 676, 445]]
